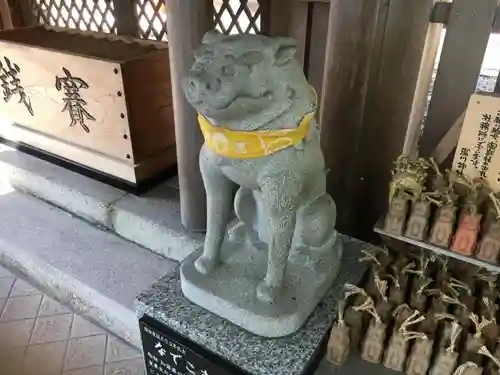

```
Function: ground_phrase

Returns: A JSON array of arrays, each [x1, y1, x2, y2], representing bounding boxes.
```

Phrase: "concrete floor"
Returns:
[[0, 265, 143, 375]]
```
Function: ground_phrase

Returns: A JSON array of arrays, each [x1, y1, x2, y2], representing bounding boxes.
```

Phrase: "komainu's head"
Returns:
[[183, 31, 314, 124]]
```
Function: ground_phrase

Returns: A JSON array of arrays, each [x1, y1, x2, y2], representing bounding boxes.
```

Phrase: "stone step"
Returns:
[[0, 146, 203, 262], [0, 184, 177, 349]]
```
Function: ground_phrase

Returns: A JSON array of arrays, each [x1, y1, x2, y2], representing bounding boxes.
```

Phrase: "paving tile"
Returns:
[[39, 295, 72, 316], [105, 359, 145, 375], [24, 340, 67, 375], [64, 335, 107, 370], [106, 336, 142, 363], [71, 315, 106, 338], [31, 314, 73, 344], [10, 278, 42, 297], [0, 346, 26, 375], [63, 366, 104, 375], [0, 319, 35, 347], [0, 277, 15, 298], [1, 295, 42, 321]]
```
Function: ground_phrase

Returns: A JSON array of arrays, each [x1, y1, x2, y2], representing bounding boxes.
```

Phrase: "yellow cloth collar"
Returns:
[[198, 111, 315, 159]]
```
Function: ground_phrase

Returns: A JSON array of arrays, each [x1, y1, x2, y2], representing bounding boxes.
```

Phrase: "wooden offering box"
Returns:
[[0, 26, 176, 191]]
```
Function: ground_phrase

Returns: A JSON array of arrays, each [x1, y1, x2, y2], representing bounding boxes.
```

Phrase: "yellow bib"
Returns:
[[197, 111, 315, 159]]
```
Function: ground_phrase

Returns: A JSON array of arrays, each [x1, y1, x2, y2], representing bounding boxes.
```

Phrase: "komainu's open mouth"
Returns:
[[214, 90, 272, 111]]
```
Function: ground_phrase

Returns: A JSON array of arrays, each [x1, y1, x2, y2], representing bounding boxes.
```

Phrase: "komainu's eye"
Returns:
[[221, 65, 235, 76]]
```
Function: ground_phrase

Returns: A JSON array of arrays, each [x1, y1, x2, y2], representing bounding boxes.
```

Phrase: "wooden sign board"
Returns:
[[452, 93, 500, 191], [0, 26, 176, 189]]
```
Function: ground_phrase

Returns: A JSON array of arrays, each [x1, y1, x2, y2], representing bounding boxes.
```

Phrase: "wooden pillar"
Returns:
[[0, 0, 13, 30], [266, 0, 290, 36], [419, 0, 498, 157], [14, 0, 34, 26], [321, 0, 436, 239], [354, 0, 436, 239], [165, 0, 212, 230], [262, 0, 311, 70], [113, 0, 138, 37], [402, 1, 444, 158], [306, 2, 329, 103], [319, 0, 384, 236]]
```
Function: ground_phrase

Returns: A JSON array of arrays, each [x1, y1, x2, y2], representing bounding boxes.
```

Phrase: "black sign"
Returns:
[[140, 315, 251, 375]]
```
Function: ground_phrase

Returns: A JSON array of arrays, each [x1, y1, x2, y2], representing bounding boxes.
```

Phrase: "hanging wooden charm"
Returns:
[[327, 301, 350, 367], [389, 261, 414, 307], [383, 307, 423, 372], [360, 297, 387, 364], [429, 204, 457, 247], [427, 163, 459, 248], [405, 199, 432, 241], [451, 176, 486, 256], [429, 322, 462, 375], [451, 208, 482, 256], [461, 313, 493, 364], [343, 284, 369, 350], [385, 194, 409, 235], [478, 345, 500, 375], [477, 193, 500, 263]]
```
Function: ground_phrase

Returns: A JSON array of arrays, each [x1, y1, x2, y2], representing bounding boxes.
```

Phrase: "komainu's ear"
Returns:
[[202, 30, 226, 44], [274, 37, 297, 66]]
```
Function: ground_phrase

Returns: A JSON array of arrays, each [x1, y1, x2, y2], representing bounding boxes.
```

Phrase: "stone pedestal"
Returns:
[[180, 233, 343, 337], [135, 236, 370, 375]]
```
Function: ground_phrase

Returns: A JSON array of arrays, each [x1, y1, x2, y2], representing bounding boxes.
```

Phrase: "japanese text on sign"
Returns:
[[55, 67, 95, 133], [453, 94, 500, 190], [457, 147, 469, 176], [472, 112, 491, 170], [0, 56, 34, 116], [143, 325, 212, 375]]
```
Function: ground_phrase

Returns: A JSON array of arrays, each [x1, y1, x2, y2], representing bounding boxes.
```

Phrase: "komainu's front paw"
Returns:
[[194, 255, 218, 275], [256, 281, 278, 304]]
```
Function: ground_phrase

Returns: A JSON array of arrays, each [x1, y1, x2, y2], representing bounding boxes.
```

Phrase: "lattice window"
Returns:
[[30, 0, 261, 40], [32, 0, 116, 33], [214, 0, 261, 35], [136, 0, 167, 41]]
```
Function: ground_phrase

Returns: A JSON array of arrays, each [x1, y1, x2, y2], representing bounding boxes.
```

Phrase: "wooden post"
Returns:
[[17, 0, 34, 26], [113, 0, 138, 37], [307, 2, 330, 103], [402, 1, 444, 158], [165, 0, 212, 230], [420, 0, 498, 157], [263, 0, 312, 72], [353, 0, 436, 238], [6, 0, 30, 28], [266, 0, 290, 36], [288, 1, 311, 69], [319, 0, 385, 235], [0, 0, 13, 30], [321, 0, 436, 238]]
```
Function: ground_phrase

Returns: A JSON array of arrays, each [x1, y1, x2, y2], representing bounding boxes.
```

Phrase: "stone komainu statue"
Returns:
[[181, 31, 342, 337]]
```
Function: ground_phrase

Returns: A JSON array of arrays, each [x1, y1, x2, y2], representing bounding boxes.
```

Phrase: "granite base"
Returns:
[[180, 233, 343, 337], [135, 236, 374, 375]]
